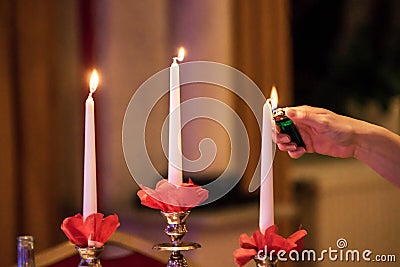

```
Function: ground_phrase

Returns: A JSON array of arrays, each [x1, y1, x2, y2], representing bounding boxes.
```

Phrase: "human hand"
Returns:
[[276, 105, 361, 159]]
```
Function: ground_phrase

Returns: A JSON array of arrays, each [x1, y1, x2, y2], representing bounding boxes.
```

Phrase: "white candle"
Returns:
[[168, 48, 185, 185], [259, 99, 275, 234], [83, 70, 99, 219]]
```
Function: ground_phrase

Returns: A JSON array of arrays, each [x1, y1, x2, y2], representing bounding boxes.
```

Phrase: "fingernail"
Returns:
[[286, 108, 296, 118]]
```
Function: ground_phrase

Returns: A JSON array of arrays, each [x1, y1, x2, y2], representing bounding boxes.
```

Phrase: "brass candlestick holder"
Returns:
[[253, 254, 278, 267], [153, 211, 200, 267], [75, 246, 104, 267]]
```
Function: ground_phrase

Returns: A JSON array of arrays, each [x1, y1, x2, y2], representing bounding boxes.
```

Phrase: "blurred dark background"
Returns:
[[291, 0, 400, 113]]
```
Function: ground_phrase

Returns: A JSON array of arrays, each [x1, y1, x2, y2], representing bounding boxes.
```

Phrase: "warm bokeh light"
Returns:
[[177, 47, 185, 62], [270, 86, 278, 110], [89, 69, 99, 94]]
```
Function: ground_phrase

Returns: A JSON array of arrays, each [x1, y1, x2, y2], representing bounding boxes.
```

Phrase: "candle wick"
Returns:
[[266, 99, 273, 109], [267, 99, 278, 113], [89, 87, 97, 96], [172, 57, 178, 64]]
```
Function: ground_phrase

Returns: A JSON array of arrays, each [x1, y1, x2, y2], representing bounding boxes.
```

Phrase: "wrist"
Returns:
[[353, 120, 382, 161]]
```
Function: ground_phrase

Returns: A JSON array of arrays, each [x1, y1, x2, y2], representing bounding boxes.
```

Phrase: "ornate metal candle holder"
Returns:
[[253, 254, 278, 267], [153, 211, 200, 267], [75, 246, 104, 267]]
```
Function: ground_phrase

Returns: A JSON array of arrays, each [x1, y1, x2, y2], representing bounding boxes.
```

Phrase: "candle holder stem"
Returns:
[[167, 251, 188, 267], [254, 255, 278, 267], [153, 211, 200, 267], [76, 246, 103, 267]]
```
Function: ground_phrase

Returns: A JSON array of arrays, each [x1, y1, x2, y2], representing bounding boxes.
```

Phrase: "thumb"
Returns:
[[286, 106, 325, 129], [285, 107, 299, 120]]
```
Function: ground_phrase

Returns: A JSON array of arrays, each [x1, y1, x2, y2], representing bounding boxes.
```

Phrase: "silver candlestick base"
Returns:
[[254, 254, 278, 267], [75, 246, 104, 267], [153, 211, 200, 267]]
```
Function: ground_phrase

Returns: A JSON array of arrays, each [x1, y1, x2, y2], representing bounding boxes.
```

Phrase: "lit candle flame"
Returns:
[[270, 86, 278, 110], [89, 69, 99, 94], [177, 47, 185, 62]]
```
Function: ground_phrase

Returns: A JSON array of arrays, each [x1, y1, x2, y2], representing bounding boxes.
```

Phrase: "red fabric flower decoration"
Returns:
[[137, 179, 208, 212], [233, 225, 307, 266], [61, 213, 120, 247]]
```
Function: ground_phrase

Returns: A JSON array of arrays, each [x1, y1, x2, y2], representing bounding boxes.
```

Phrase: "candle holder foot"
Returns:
[[153, 211, 200, 267], [75, 246, 104, 267]]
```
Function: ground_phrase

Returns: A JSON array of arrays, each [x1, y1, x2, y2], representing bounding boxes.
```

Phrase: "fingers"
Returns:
[[277, 141, 306, 159], [277, 142, 298, 151], [276, 132, 299, 151], [276, 132, 307, 159], [288, 147, 306, 159], [276, 133, 290, 143]]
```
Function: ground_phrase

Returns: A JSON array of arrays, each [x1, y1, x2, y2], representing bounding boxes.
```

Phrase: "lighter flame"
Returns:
[[177, 47, 185, 62], [270, 86, 278, 110], [89, 69, 99, 94]]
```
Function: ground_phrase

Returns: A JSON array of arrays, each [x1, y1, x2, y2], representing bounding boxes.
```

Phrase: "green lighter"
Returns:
[[273, 108, 305, 147]]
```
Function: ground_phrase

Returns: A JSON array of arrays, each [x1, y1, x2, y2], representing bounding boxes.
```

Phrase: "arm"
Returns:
[[276, 105, 400, 186], [353, 122, 400, 186]]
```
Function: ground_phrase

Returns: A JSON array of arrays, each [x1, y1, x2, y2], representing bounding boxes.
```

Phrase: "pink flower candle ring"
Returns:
[[233, 225, 307, 267], [61, 212, 120, 266], [61, 213, 120, 247], [137, 179, 208, 212]]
